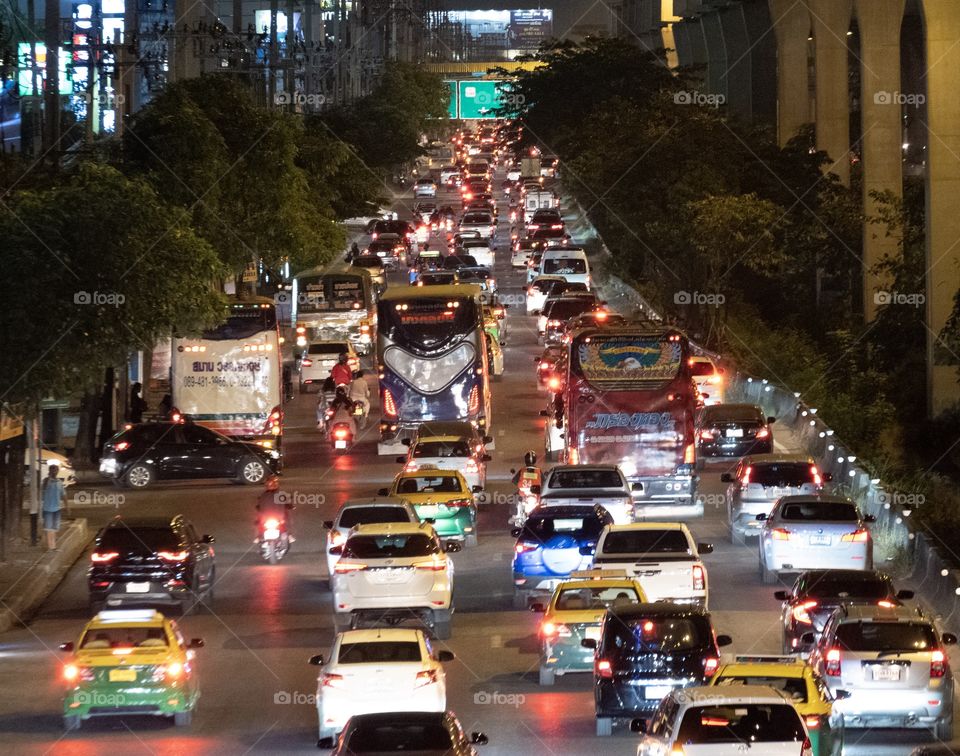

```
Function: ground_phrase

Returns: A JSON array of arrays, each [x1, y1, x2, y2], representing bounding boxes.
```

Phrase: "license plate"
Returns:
[[126, 582, 149, 593], [809, 535, 831, 546], [644, 685, 673, 700], [109, 668, 137, 682], [334, 440, 347, 449], [725, 428, 744, 438], [370, 569, 408, 584], [264, 528, 281, 540], [871, 664, 901, 681], [418, 506, 439, 517], [585, 626, 601, 641]]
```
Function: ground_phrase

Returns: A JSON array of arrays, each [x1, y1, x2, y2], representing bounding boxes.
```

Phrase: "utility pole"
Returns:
[[42, 0, 60, 157], [269, 0, 279, 104]]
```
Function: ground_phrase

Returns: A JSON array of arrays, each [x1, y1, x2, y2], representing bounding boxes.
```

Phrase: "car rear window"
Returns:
[[99, 527, 180, 553], [556, 586, 641, 610], [543, 299, 595, 320], [779, 501, 858, 521], [601, 530, 691, 554], [80, 627, 169, 650], [343, 534, 438, 559], [835, 621, 938, 652], [800, 575, 890, 600], [689, 360, 718, 377], [523, 512, 602, 539], [308, 343, 348, 355], [702, 406, 762, 424], [677, 704, 805, 743], [714, 675, 808, 703], [543, 258, 587, 275], [338, 506, 411, 529], [347, 722, 452, 751], [748, 463, 816, 487], [547, 469, 623, 489], [395, 475, 465, 494], [605, 617, 707, 654], [338, 641, 422, 664], [463, 213, 492, 224], [414, 441, 471, 458], [354, 256, 383, 268]]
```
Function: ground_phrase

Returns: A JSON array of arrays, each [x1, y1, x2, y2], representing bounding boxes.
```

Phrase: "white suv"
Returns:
[[310, 627, 454, 746], [322, 498, 419, 582], [329, 522, 458, 639]]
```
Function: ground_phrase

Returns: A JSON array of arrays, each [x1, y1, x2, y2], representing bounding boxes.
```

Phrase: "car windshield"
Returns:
[[346, 722, 452, 751], [523, 512, 601, 539], [800, 575, 890, 600], [544, 300, 595, 320], [413, 441, 471, 458], [605, 617, 707, 654], [748, 463, 816, 487], [463, 213, 492, 224], [395, 475, 465, 494], [547, 469, 623, 489], [342, 534, 438, 559], [80, 626, 169, 650], [779, 501, 858, 522], [354, 256, 383, 268], [689, 360, 718, 377], [98, 527, 180, 553], [338, 641, 422, 664], [543, 258, 587, 275], [835, 621, 938, 652], [714, 675, 808, 703], [677, 704, 805, 744], [555, 586, 641, 610], [601, 530, 691, 554], [338, 506, 411, 529], [702, 406, 763, 424]]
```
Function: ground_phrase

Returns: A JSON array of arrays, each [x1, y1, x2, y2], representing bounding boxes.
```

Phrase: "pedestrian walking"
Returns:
[[41, 464, 65, 550], [129, 382, 148, 423]]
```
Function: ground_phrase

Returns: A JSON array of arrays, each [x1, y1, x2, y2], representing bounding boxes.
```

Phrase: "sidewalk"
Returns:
[[0, 516, 89, 634]]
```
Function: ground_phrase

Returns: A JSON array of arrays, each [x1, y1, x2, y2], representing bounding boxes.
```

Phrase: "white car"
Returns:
[[537, 248, 591, 289], [311, 628, 453, 745], [414, 178, 437, 198], [440, 166, 460, 185], [512, 240, 537, 268], [637, 686, 814, 755], [398, 434, 491, 491], [758, 494, 875, 584], [322, 498, 419, 581], [541, 397, 564, 463], [689, 355, 726, 405], [459, 210, 496, 240], [24, 450, 76, 489], [458, 238, 494, 268], [525, 275, 567, 314], [539, 465, 634, 525], [299, 341, 359, 392], [329, 522, 458, 638]]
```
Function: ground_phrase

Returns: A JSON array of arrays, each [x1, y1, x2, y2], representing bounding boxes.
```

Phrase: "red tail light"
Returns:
[[468, 385, 480, 415], [300, 358, 313, 367], [804, 715, 820, 729], [464, 458, 479, 473], [755, 428, 770, 439], [414, 669, 438, 687], [931, 649, 947, 678], [699, 430, 715, 441], [684, 443, 696, 465], [840, 529, 870, 543], [703, 656, 719, 676], [515, 541, 538, 554], [158, 550, 189, 562], [596, 659, 613, 679], [322, 673, 345, 688], [811, 465, 822, 487], [333, 562, 366, 573], [263, 518, 281, 531], [792, 600, 817, 624], [170, 408, 182, 423], [771, 528, 792, 541], [413, 559, 446, 571], [547, 376, 562, 391], [550, 224, 563, 230], [692, 564, 705, 591], [91, 551, 119, 563], [114, 441, 130, 452], [741, 465, 752, 485], [382, 389, 398, 418], [825, 648, 841, 676], [333, 425, 350, 440]]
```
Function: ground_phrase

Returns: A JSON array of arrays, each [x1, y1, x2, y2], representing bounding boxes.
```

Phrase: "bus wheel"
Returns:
[[239, 459, 267, 485]]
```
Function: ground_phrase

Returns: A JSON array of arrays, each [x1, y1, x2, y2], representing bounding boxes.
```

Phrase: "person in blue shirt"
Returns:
[[41, 465, 65, 549]]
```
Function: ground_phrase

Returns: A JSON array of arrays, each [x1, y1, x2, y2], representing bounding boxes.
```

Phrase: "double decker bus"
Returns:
[[376, 285, 492, 454], [171, 297, 283, 449], [292, 263, 376, 354], [562, 326, 699, 517]]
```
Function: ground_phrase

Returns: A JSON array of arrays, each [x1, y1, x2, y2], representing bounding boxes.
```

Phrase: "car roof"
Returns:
[[90, 609, 167, 626], [717, 658, 808, 678], [347, 711, 448, 726], [105, 515, 180, 530], [674, 685, 793, 706], [337, 628, 424, 643], [350, 522, 434, 536], [796, 568, 889, 583], [701, 403, 762, 415], [740, 453, 816, 464], [555, 577, 643, 592], [775, 494, 855, 506], [547, 464, 619, 473], [689, 355, 717, 364], [528, 504, 602, 516], [398, 468, 461, 478], [837, 604, 923, 623], [413, 435, 469, 444], [414, 421, 480, 436]]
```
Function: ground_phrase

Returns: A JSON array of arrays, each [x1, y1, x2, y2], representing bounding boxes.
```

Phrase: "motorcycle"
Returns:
[[255, 504, 294, 564], [509, 472, 542, 527], [328, 402, 358, 452]]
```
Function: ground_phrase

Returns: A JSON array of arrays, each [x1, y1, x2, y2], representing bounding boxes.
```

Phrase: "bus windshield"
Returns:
[[202, 303, 276, 340], [298, 274, 369, 314], [380, 296, 479, 352], [572, 334, 683, 388]]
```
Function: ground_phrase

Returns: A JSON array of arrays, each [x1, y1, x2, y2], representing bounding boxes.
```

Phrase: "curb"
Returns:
[[0, 518, 90, 635]]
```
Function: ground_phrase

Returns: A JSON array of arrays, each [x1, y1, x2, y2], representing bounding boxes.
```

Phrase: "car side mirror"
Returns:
[[581, 638, 597, 650], [630, 718, 647, 734], [200, 534, 215, 544], [896, 589, 914, 600], [481, 454, 492, 462], [444, 541, 462, 553], [377, 488, 389, 496], [470, 732, 489, 746], [322, 520, 334, 529], [756, 513, 768, 521], [716, 634, 733, 648], [539, 410, 548, 417], [864, 514, 876, 523], [943, 633, 958, 645], [631, 482, 643, 492], [328, 545, 343, 556], [472, 485, 483, 493], [800, 631, 816, 645], [579, 545, 595, 556], [530, 484, 541, 495], [823, 472, 833, 482], [59, 642, 74, 652], [720, 473, 734, 483], [308, 654, 325, 666], [697, 543, 713, 554], [396, 456, 407, 464], [437, 650, 455, 662], [189, 638, 205, 649], [767, 417, 777, 424], [774, 590, 791, 601], [510, 527, 522, 538], [833, 689, 851, 700], [509, 468, 517, 475], [529, 603, 545, 613]]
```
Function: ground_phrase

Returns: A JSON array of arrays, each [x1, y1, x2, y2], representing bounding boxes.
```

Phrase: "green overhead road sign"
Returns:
[[458, 80, 510, 120]]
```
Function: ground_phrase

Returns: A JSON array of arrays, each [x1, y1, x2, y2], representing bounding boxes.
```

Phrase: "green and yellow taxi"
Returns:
[[381, 466, 480, 547], [60, 609, 204, 731], [530, 570, 647, 686], [710, 655, 844, 756]]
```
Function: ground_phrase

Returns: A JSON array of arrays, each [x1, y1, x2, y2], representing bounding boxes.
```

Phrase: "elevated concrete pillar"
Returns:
[[744, 0, 778, 125], [923, 0, 960, 415], [674, 20, 694, 68], [769, 0, 811, 145], [718, 4, 752, 119], [857, 0, 905, 322], [687, 17, 709, 87], [809, 0, 853, 185], [702, 11, 727, 100]]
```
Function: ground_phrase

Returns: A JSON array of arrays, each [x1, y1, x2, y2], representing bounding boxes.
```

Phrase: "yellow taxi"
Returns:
[[530, 570, 647, 686], [379, 466, 480, 546], [59, 609, 204, 731], [710, 655, 843, 756]]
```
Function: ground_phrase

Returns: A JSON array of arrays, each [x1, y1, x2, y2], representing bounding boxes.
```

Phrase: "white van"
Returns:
[[523, 189, 556, 224], [537, 248, 591, 289]]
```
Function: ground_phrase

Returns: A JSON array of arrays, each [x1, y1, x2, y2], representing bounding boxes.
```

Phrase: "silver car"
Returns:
[[808, 604, 956, 739], [322, 498, 418, 583]]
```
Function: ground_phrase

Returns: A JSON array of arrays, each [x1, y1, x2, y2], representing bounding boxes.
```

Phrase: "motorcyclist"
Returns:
[[348, 370, 371, 426], [327, 385, 359, 443], [346, 241, 361, 262], [255, 475, 295, 540], [510, 451, 543, 525], [331, 352, 353, 388]]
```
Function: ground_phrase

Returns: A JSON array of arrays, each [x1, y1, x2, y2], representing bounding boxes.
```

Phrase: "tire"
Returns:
[[266, 540, 278, 565], [760, 556, 776, 585], [125, 464, 154, 489], [173, 709, 193, 727], [935, 717, 954, 741], [63, 715, 81, 732], [513, 591, 528, 610], [538, 666, 555, 686], [239, 458, 267, 485], [465, 532, 478, 548], [596, 717, 613, 737]]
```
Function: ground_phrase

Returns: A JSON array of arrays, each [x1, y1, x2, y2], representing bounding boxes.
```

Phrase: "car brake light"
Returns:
[[413, 559, 446, 571], [404, 462, 419, 473], [114, 441, 130, 452], [465, 458, 479, 473], [708, 374, 723, 384], [699, 430, 715, 441], [91, 551, 119, 563], [684, 443, 696, 465], [804, 715, 820, 729], [772, 528, 792, 541], [158, 550, 189, 562], [382, 389, 398, 418], [263, 518, 280, 531], [877, 599, 896, 608], [550, 224, 563, 230], [703, 656, 719, 676], [825, 648, 841, 676], [547, 376, 562, 391], [840, 528, 870, 542], [692, 564, 705, 591], [329, 531, 346, 546], [333, 426, 350, 440], [792, 600, 817, 624], [468, 385, 480, 415], [63, 664, 79, 681], [596, 659, 613, 679], [165, 661, 184, 680], [547, 319, 562, 327], [301, 358, 313, 367], [741, 466, 752, 485], [515, 541, 538, 554], [322, 673, 345, 688], [541, 621, 557, 636], [931, 649, 947, 678], [414, 669, 438, 688], [755, 428, 770, 439], [334, 562, 366, 573], [811, 465, 822, 487]]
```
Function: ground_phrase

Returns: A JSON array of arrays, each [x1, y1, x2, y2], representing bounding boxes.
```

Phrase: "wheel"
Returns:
[[538, 666, 555, 686], [935, 717, 954, 741], [760, 555, 776, 585], [596, 717, 613, 737], [125, 464, 154, 489], [174, 709, 193, 727], [63, 715, 81, 732], [239, 458, 267, 485], [512, 591, 528, 610], [266, 540, 278, 565], [465, 532, 478, 548]]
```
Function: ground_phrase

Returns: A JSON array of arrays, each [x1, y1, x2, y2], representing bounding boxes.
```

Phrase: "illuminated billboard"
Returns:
[[447, 9, 553, 51], [17, 44, 73, 97]]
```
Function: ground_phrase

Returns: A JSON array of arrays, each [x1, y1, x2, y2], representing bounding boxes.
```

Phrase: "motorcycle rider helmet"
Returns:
[[524, 451, 537, 467], [338, 352, 349, 364]]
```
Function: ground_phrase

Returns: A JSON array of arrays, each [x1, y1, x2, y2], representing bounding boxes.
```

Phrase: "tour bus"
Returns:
[[171, 297, 283, 449], [376, 285, 492, 454], [560, 326, 700, 517], [292, 263, 376, 355]]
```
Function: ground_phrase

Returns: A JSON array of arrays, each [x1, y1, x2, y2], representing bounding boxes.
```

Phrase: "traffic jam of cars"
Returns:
[[34, 122, 953, 756]]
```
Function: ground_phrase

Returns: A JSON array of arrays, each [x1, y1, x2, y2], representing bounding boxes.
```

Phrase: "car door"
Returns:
[[179, 425, 236, 478], [133, 425, 182, 479], [183, 520, 213, 591]]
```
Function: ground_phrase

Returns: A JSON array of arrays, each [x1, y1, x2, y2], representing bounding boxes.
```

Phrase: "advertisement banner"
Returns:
[[509, 10, 553, 50]]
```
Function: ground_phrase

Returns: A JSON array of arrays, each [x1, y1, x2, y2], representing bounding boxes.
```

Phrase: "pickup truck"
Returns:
[[590, 523, 713, 609], [538, 465, 635, 525]]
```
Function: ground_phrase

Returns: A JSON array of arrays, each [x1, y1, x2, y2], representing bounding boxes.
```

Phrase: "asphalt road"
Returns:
[[0, 174, 951, 756]]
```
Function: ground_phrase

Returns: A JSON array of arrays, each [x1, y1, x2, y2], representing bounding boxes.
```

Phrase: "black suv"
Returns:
[[99, 422, 280, 489], [582, 603, 732, 736], [775, 568, 914, 653], [88, 515, 216, 613]]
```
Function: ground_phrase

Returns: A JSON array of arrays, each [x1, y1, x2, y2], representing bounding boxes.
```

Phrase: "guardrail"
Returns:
[[563, 192, 960, 635]]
